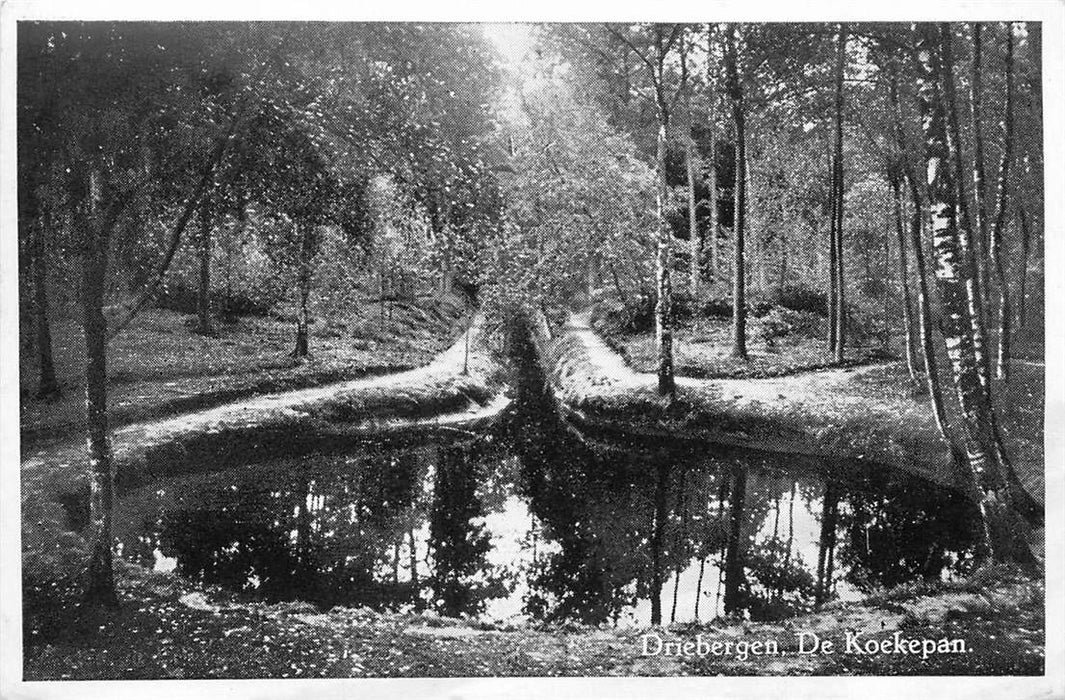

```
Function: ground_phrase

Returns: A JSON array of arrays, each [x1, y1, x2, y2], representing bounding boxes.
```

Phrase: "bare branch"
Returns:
[[604, 24, 656, 74]]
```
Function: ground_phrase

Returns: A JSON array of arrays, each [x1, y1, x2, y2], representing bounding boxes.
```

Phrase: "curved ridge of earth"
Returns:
[[538, 310, 1043, 510], [21, 312, 508, 500]]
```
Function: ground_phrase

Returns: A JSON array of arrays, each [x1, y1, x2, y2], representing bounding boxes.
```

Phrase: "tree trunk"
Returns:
[[891, 175, 921, 387], [828, 140, 838, 352], [725, 26, 747, 360], [722, 465, 747, 615], [292, 222, 313, 358], [990, 23, 1015, 380], [944, 24, 992, 394], [196, 196, 214, 336], [832, 24, 847, 362], [82, 208, 119, 609], [888, 57, 953, 440], [706, 24, 719, 286], [687, 133, 700, 298], [915, 23, 1040, 559], [33, 216, 59, 398], [970, 22, 992, 314], [654, 108, 675, 395]]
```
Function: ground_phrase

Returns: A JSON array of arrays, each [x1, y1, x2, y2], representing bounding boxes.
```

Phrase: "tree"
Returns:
[[878, 40, 954, 441], [888, 164, 920, 388], [829, 24, 848, 362], [989, 23, 1016, 380], [605, 24, 692, 395], [703, 24, 720, 288], [914, 23, 1039, 561], [724, 25, 748, 360], [17, 22, 259, 606], [500, 82, 655, 314]]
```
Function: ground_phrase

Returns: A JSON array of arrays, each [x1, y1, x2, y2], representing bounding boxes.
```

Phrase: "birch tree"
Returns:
[[914, 23, 1039, 561]]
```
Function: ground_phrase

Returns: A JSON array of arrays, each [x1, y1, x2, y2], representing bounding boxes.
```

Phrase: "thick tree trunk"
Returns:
[[722, 465, 747, 615], [943, 25, 992, 395], [196, 196, 214, 336], [725, 26, 747, 360], [832, 24, 848, 362], [990, 23, 1015, 380], [292, 222, 313, 358], [970, 22, 992, 313], [82, 210, 119, 609], [891, 175, 921, 387], [33, 217, 59, 398], [886, 55, 952, 439], [687, 133, 700, 298], [915, 23, 1040, 559]]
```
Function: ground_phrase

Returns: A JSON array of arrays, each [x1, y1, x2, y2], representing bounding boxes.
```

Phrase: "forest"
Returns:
[[15, 21, 1044, 678]]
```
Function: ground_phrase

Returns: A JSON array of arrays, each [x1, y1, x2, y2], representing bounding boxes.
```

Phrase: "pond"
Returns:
[[112, 390, 980, 627]]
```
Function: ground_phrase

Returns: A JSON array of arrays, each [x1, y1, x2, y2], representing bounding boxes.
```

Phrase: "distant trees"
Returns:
[[500, 82, 655, 313]]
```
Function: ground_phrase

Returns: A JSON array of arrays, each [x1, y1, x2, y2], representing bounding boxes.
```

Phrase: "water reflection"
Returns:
[[112, 337, 978, 625]]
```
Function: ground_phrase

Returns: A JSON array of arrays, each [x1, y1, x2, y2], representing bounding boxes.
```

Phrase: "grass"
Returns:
[[595, 313, 891, 380], [19, 295, 467, 449]]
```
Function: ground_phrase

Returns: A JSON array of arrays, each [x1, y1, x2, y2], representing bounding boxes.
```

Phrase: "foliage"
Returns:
[[758, 307, 823, 348]]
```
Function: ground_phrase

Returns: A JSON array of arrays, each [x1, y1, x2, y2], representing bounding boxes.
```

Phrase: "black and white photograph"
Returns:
[[1, 2, 1061, 696]]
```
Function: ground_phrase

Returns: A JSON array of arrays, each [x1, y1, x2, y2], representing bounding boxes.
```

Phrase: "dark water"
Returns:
[[112, 394, 979, 627]]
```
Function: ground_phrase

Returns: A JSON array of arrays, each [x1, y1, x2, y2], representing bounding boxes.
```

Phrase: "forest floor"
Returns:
[[597, 314, 891, 379], [545, 311, 1044, 512], [23, 558, 1043, 678], [19, 295, 467, 449]]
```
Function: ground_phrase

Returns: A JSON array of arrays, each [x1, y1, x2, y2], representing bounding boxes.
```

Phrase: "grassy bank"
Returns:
[[23, 559, 1042, 678], [541, 312, 1044, 506], [20, 295, 467, 449]]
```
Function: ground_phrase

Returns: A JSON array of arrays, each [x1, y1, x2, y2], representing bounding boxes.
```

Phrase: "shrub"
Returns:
[[758, 306, 823, 348], [747, 292, 776, 318], [153, 282, 280, 319], [591, 292, 655, 335], [700, 295, 733, 319], [775, 285, 828, 316]]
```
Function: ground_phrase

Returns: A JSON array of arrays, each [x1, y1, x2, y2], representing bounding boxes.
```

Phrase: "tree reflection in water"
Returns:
[[112, 332, 978, 625]]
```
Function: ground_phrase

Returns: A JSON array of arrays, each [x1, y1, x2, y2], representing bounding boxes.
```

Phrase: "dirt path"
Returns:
[[549, 311, 1043, 507], [547, 311, 958, 486], [21, 312, 508, 495]]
